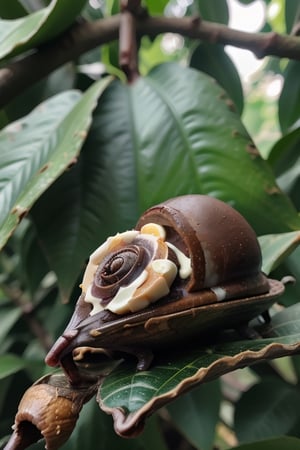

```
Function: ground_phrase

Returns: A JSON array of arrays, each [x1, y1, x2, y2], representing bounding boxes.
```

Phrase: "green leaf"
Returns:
[[232, 436, 300, 450], [136, 415, 168, 450], [0, 0, 87, 60], [146, 0, 169, 15], [190, 0, 229, 24], [0, 0, 28, 19], [20, 224, 51, 296], [268, 126, 300, 171], [279, 61, 300, 133], [5, 63, 77, 123], [32, 79, 140, 300], [0, 377, 12, 420], [270, 238, 300, 307], [0, 77, 112, 251], [130, 64, 299, 233], [291, 354, 300, 383], [285, 0, 300, 34], [268, 126, 300, 209], [234, 378, 300, 441], [61, 399, 144, 450], [259, 231, 300, 274], [167, 381, 221, 450], [99, 304, 300, 437], [32, 63, 300, 300], [0, 307, 22, 344], [0, 354, 24, 379], [189, 43, 243, 114]]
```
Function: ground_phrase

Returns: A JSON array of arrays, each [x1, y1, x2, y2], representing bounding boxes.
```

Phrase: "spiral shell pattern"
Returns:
[[82, 223, 191, 315]]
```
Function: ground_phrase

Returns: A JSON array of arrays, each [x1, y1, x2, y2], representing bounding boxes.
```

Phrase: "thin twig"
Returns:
[[1, 14, 300, 107], [2, 284, 53, 352]]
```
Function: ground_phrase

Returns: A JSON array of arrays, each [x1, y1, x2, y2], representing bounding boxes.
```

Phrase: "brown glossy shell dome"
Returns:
[[136, 195, 266, 294]]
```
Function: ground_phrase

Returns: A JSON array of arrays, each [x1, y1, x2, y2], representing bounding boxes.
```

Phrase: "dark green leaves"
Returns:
[[190, 0, 229, 24], [0, 77, 112, 251], [167, 381, 221, 450], [268, 125, 300, 209], [190, 43, 244, 114], [235, 379, 300, 441], [278, 61, 300, 133], [259, 231, 300, 274], [232, 436, 300, 450], [0, 0, 87, 60], [0, 0, 27, 19], [0, 354, 24, 379]]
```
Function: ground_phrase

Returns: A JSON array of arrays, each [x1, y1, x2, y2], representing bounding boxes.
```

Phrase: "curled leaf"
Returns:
[[98, 303, 300, 437]]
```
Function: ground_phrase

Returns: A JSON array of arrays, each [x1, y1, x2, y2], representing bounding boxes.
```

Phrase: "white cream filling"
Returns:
[[140, 223, 166, 239], [107, 270, 149, 314], [166, 241, 192, 279], [211, 286, 227, 301], [85, 284, 105, 316]]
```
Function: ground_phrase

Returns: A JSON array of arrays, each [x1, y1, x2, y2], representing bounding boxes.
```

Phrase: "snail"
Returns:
[[4, 374, 97, 450], [45, 195, 285, 382]]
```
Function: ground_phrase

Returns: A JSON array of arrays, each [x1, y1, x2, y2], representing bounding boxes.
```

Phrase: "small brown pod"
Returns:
[[45, 195, 284, 379], [4, 374, 96, 450]]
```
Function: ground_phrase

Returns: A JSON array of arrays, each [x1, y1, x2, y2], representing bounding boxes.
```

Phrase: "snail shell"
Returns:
[[45, 195, 284, 378], [4, 374, 96, 450]]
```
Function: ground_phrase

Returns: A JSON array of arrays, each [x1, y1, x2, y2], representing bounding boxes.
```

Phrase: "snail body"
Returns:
[[46, 195, 284, 378]]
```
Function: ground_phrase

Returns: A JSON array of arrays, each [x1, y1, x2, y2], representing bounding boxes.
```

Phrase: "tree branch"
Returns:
[[1, 14, 300, 108], [119, 0, 140, 83]]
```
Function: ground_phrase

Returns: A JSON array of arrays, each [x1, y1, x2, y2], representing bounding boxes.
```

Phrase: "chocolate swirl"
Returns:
[[92, 245, 148, 302], [84, 231, 176, 314]]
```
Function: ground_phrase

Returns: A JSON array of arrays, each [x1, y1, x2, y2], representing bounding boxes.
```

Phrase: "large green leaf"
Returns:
[[0, 77, 112, 250], [60, 399, 144, 450], [189, 0, 229, 24], [32, 63, 300, 301], [31, 79, 138, 301], [0, 354, 24, 379], [121, 64, 300, 233], [0, 0, 87, 60], [278, 61, 300, 133], [285, 0, 300, 34], [5, 63, 77, 123], [98, 304, 300, 437], [0, 0, 27, 19], [259, 231, 300, 275], [268, 126, 300, 210], [190, 43, 243, 114], [0, 307, 22, 344], [146, 0, 169, 15], [232, 436, 300, 450], [167, 381, 221, 450], [234, 378, 300, 441]]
